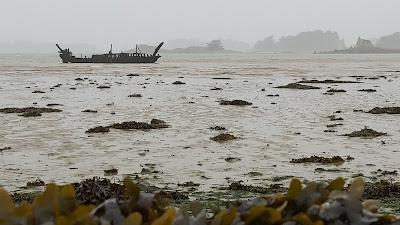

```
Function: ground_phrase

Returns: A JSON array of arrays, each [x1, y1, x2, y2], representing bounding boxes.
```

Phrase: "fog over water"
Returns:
[[1, 0, 399, 49]]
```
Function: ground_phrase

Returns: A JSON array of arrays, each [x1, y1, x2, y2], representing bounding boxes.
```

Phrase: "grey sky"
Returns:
[[1, 0, 399, 48]]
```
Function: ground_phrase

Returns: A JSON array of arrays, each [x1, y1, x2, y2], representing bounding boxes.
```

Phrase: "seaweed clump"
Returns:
[[290, 155, 354, 164], [211, 133, 237, 142], [275, 83, 320, 90], [97, 85, 111, 89], [110, 119, 169, 130], [172, 81, 185, 85], [26, 179, 45, 187], [73, 177, 124, 205], [368, 107, 400, 114], [0, 107, 61, 117], [0, 107, 61, 114], [82, 109, 98, 113], [19, 111, 42, 117], [210, 126, 226, 131], [299, 79, 360, 84], [86, 119, 169, 133], [220, 100, 252, 106], [326, 88, 347, 93], [0, 177, 399, 225], [364, 180, 400, 199], [228, 181, 278, 194], [345, 127, 387, 138], [128, 93, 142, 98], [85, 126, 110, 133], [359, 89, 377, 92]]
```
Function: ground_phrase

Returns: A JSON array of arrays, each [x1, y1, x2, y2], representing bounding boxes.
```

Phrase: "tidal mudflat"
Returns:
[[0, 54, 399, 209]]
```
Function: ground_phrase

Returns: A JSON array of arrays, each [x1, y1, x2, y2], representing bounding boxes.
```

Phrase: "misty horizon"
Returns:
[[1, 30, 399, 54], [1, 0, 399, 50]]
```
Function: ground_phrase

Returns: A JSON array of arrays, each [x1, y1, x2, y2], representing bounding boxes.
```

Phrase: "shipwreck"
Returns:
[[56, 42, 164, 63]]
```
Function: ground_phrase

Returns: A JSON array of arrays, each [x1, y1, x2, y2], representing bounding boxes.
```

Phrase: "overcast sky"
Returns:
[[1, 0, 399, 48]]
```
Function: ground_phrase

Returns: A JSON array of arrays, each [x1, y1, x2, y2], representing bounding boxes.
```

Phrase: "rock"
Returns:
[[324, 37, 400, 54], [344, 127, 387, 138], [220, 100, 252, 106], [368, 107, 400, 114], [275, 83, 320, 90], [211, 133, 237, 142], [210, 87, 223, 90], [172, 81, 185, 85], [128, 94, 142, 98], [126, 73, 139, 77], [290, 155, 354, 164], [86, 126, 110, 133], [75, 78, 84, 81]]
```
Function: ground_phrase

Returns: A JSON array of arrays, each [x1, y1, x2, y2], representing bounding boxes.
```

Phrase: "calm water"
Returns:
[[0, 53, 399, 191]]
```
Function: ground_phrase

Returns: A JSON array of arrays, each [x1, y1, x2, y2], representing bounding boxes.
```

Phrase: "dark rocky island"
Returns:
[[322, 37, 400, 54]]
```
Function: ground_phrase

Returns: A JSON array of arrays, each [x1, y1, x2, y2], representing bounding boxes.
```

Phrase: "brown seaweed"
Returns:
[[275, 83, 320, 89], [220, 100, 252, 106]]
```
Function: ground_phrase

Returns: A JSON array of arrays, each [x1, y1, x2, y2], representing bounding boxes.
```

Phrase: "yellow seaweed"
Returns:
[[151, 208, 176, 225], [287, 179, 302, 201], [124, 212, 143, 225]]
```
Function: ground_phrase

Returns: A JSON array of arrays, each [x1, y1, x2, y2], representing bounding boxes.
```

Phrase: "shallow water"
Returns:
[[0, 53, 400, 192]]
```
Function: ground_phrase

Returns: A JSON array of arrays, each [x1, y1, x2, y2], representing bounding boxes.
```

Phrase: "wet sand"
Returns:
[[0, 53, 399, 193]]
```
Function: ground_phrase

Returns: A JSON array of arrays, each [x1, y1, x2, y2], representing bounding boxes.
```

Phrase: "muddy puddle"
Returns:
[[0, 53, 399, 194]]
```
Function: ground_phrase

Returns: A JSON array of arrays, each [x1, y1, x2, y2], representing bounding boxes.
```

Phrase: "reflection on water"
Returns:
[[0, 53, 399, 191]]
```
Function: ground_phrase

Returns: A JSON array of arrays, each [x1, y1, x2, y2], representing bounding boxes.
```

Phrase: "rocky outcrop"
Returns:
[[323, 37, 400, 54], [253, 30, 346, 52]]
